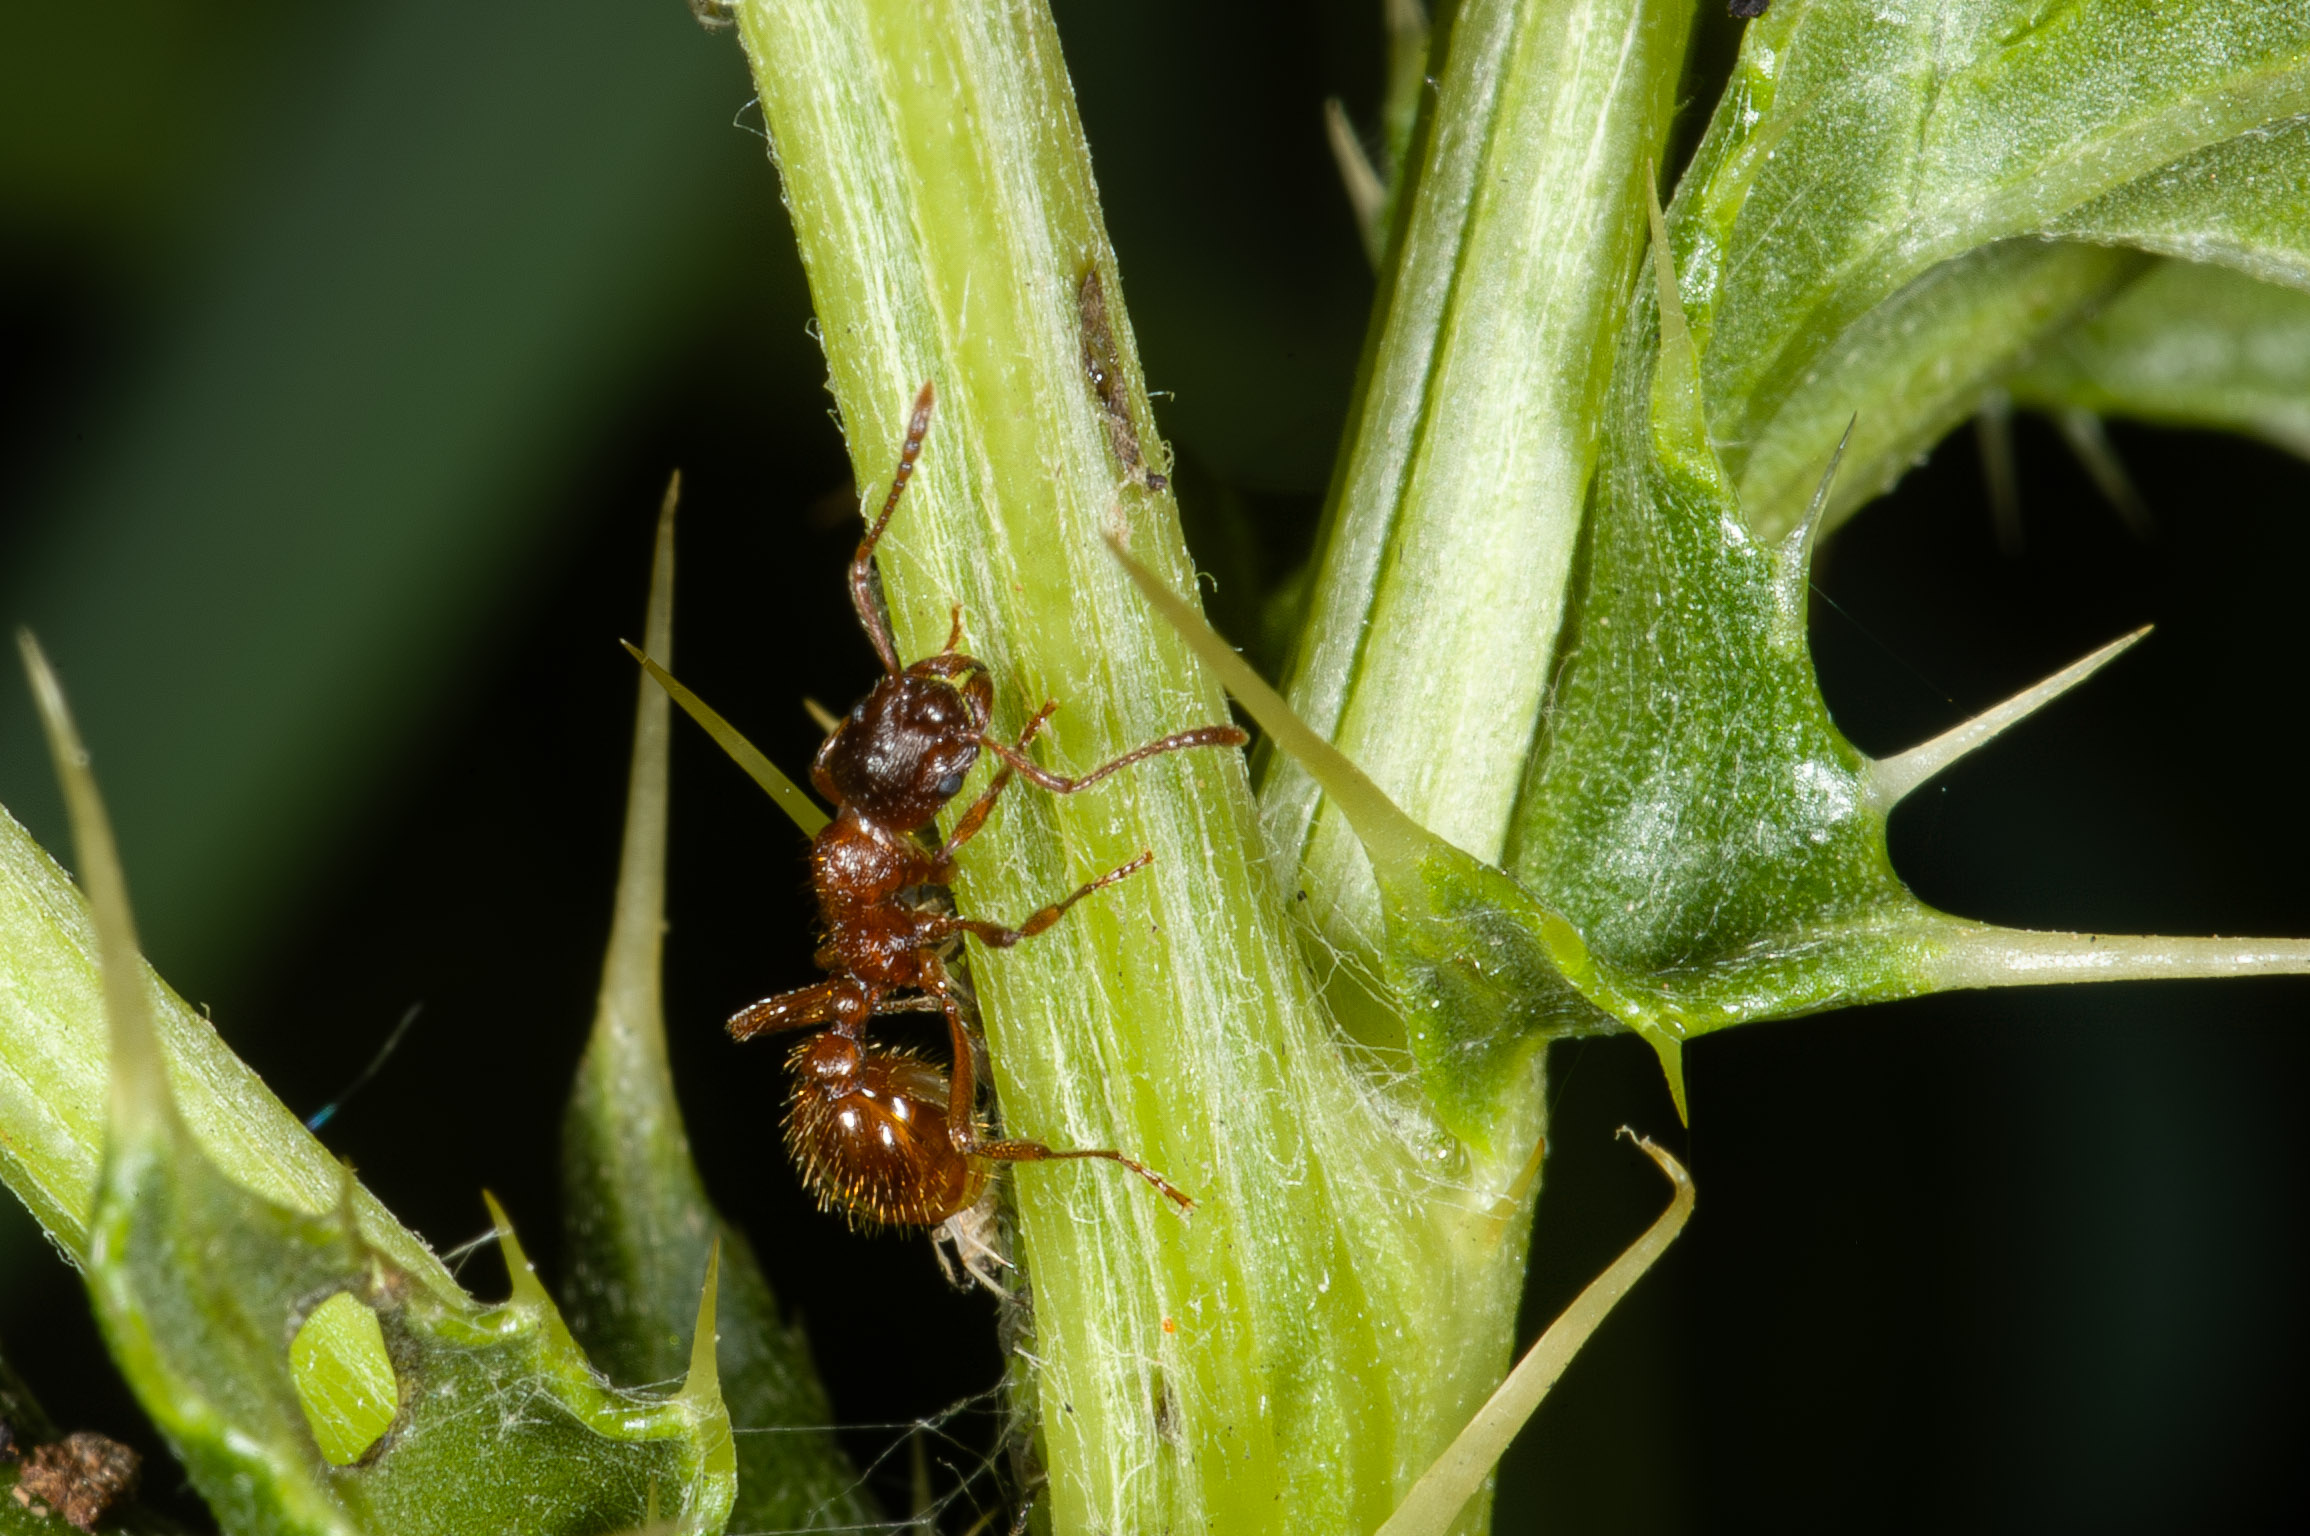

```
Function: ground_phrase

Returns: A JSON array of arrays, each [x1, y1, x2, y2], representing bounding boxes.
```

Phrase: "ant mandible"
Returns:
[[728, 380, 1246, 1231]]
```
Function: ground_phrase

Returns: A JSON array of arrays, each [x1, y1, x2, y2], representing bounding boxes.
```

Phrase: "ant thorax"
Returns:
[[809, 822, 942, 991]]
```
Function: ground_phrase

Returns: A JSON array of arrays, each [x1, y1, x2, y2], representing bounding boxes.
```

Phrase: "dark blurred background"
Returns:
[[4, 3, 2307, 1531]]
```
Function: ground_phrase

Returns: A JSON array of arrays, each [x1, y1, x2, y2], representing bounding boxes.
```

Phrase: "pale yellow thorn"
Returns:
[[2055, 407, 2154, 540], [678, 1241, 723, 1407], [1921, 912, 2310, 992], [18, 630, 167, 1127], [1376, 1131, 1694, 1536], [1108, 539, 1432, 868], [1867, 626, 2151, 812], [1978, 388, 2023, 557], [1481, 1131, 1550, 1247], [595, 477, 679, 1064], [622, 642, 831, 838], [1323, 97, 1387, 262]]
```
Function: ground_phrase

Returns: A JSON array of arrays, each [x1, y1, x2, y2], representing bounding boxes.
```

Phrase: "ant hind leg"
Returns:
[[927, 968, 1192, 1213], [970, 1135, 1196, 1213]]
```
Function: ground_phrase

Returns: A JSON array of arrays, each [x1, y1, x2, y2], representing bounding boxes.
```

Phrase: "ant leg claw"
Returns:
[[933, 1194, 1014, 1297]]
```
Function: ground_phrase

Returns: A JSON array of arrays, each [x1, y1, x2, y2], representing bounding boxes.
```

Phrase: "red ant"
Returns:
[[719, 381, 1244, 1236]]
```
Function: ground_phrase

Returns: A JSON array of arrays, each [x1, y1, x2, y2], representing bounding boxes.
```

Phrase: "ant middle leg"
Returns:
[[928, 966, 1193, 1212], [951, 850, 1155, 949]]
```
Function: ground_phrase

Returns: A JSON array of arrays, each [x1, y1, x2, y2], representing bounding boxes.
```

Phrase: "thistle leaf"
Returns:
[[0, 802, 455, 1297], [16, 637, 737, 1536], [1681, 1, 2310, 539], [1508, 207, 2310, 1117], [2050, 116, 2310, 291], [1733, 239, 2149, 539], [2008, 257, 2310, 459]]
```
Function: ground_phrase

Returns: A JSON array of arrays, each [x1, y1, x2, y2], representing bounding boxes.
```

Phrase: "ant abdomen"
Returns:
[[784, 1033, 986, 1227]]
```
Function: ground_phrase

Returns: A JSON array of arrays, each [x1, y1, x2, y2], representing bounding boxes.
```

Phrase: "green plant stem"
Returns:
[[1264, 0, 1696, 993], [731, 4, 1538, 1530]]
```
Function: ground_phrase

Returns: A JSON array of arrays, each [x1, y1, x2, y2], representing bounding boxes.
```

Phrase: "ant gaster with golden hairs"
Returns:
[[716, 382, 1243, 1253]]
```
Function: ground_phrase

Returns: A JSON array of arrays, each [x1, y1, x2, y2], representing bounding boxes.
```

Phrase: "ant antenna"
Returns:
[[850, 379, 938, 674]]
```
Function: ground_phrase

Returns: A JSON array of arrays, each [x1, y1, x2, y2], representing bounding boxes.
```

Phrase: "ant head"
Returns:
[[812, 669, 986, 828]]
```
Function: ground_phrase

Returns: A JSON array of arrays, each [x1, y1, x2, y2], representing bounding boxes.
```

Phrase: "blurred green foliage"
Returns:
[[0, 0, 1371, 1009], [0, 0, 784, 1001]]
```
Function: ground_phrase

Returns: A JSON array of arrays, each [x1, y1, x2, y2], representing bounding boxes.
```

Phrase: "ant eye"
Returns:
[[935, 769, 966, 799]]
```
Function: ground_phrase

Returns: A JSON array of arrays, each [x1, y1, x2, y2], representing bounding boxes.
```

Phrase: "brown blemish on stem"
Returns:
[[1078, 266, 1168, 493]]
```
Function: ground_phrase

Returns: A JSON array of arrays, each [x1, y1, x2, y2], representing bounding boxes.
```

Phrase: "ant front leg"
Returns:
[[927, 964, 1193, 1213], [982, 722, 1248, 797], [935, 699, 1060, 868]]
